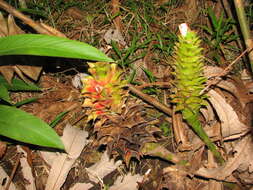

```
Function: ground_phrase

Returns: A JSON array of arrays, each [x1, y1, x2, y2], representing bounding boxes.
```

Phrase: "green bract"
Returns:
[[172, 25, 224, 164], [172, 29, 207, 119]]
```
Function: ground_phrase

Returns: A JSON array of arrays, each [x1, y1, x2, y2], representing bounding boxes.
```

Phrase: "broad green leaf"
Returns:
[[0, 105, 64, 149], [0, 75, 41, 91], [0, 34, 114, 62], [0, 84, 11, 103]]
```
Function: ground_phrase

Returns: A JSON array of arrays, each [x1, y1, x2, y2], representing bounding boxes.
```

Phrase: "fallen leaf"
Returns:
[[0, 66, 14, 84], [45, 124, 89, 190], [69, 183, 93, 190], [172, 111, 192, 151], [0, 14, 42, 83], [104, 28, 126, 46], [16, 65, 42, 81], [0, 12, 8, 37], [0, 141, 6, 159], [208, 90, 250, 140], [0, 167, 17, 190], [17, 146, 36, 190], [7, 15, 24, 35], [195, 135, 253, 181], [86, 151, 122, 183], [110, 173, 143, 190]]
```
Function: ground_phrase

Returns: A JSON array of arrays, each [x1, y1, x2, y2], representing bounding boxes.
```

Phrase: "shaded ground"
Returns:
[[0, 0, 253, 190]]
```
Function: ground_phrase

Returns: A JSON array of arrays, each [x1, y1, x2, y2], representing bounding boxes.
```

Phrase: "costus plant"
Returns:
[[171, 23, 224, 164], [81, 62, 127, 120]]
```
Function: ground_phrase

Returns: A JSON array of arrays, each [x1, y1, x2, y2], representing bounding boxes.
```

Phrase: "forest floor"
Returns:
[[0, 0, 253, 190]]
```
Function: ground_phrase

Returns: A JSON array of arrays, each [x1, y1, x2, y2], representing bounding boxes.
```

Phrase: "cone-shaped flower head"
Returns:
[[81, 62, 127, 120], [172, 24, 207, 119]]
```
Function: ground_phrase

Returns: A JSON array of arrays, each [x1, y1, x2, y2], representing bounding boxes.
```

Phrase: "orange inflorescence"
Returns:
[[81, 62, 127, 120]]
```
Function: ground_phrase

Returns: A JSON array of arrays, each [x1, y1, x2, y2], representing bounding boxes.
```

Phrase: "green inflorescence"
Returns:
[[172, 25, 224, 164], [172, 29, 207, 118]]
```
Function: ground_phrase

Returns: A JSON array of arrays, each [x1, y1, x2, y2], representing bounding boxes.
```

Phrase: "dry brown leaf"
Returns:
[[208, 181, 223, 190], [0, 167, 17, 190], [188, 147, 205, 172], [86, 151, 122, 184], [0, 14, 42, 83], [104, 28, 126, 46], [92, 99, 160, 166], [8, 14, 24, 35], [172, 111, 192, 151], [200, 102, 215, 122], [110, 173, 143, 190], [208, 90, 250, 140], [0, 12, 8, 36], [45, 124, 89, 190], [0, 141, 6, 159], [16, 65, 42, 81], [17, 146, 36, 190], [204, 66, 253, 107], [0, 65, 14, 84], [195, 135, 253, 181], [163, 165, 192, 190], [13, 65, 31, 83], [69, 183, 93, 190]]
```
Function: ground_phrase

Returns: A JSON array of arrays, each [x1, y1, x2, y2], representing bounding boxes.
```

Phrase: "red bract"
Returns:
[[81, 62, 128, 121]]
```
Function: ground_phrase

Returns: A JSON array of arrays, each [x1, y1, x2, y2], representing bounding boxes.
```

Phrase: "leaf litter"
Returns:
[[0, 0, 253, 190]]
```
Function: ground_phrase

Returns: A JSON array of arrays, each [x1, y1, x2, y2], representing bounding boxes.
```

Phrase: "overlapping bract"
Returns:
[[81, 62, 127, 120], [172, 30, 207, 119]]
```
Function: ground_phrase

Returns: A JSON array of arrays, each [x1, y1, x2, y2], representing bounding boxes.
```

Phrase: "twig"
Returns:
[[141, 142, 187, 165], [127, 84, 172, 116], [0, 0, 65, 37], [200, 47, 252, 95], [137, 81, 172, 89], [5, 153, 22, 190]]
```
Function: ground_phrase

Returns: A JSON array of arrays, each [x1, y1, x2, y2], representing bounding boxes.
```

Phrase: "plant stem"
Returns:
[[233, 0, 253, 72], [186, 113, 225, 164]]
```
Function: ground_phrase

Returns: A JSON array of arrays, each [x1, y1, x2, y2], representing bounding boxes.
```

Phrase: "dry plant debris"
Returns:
[[0, 0, 253, 190]]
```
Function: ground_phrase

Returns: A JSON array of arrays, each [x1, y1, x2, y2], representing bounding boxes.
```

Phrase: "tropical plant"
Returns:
[[201, 8, 238, 63], [0, 34, 113, 150], [171, 23, 224, 164]]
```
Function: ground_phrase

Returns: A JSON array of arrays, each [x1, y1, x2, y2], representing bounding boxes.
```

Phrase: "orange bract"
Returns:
[[81, 62, 127, 120]]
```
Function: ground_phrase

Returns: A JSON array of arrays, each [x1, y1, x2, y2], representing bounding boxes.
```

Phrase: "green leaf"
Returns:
[[0, 105, 64, 149], [14, 97, 38, 107], [50, 111, 69, 128], [111, 40, 122, 59], [216, 12, 224, 35], [199, 25, 213, 35], [0, 75, 41, 91], [142, 67, 156, 82], [0, 34, 114, 62], [208, 8, 218, 29], [0, 84, 11, 103]]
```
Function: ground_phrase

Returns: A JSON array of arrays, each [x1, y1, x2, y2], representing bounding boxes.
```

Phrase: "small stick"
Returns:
[[127, 84, 172, 116], [200, 47, 252, 95], [0, 0, 65, 37], [137, 81, 171, 89]]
